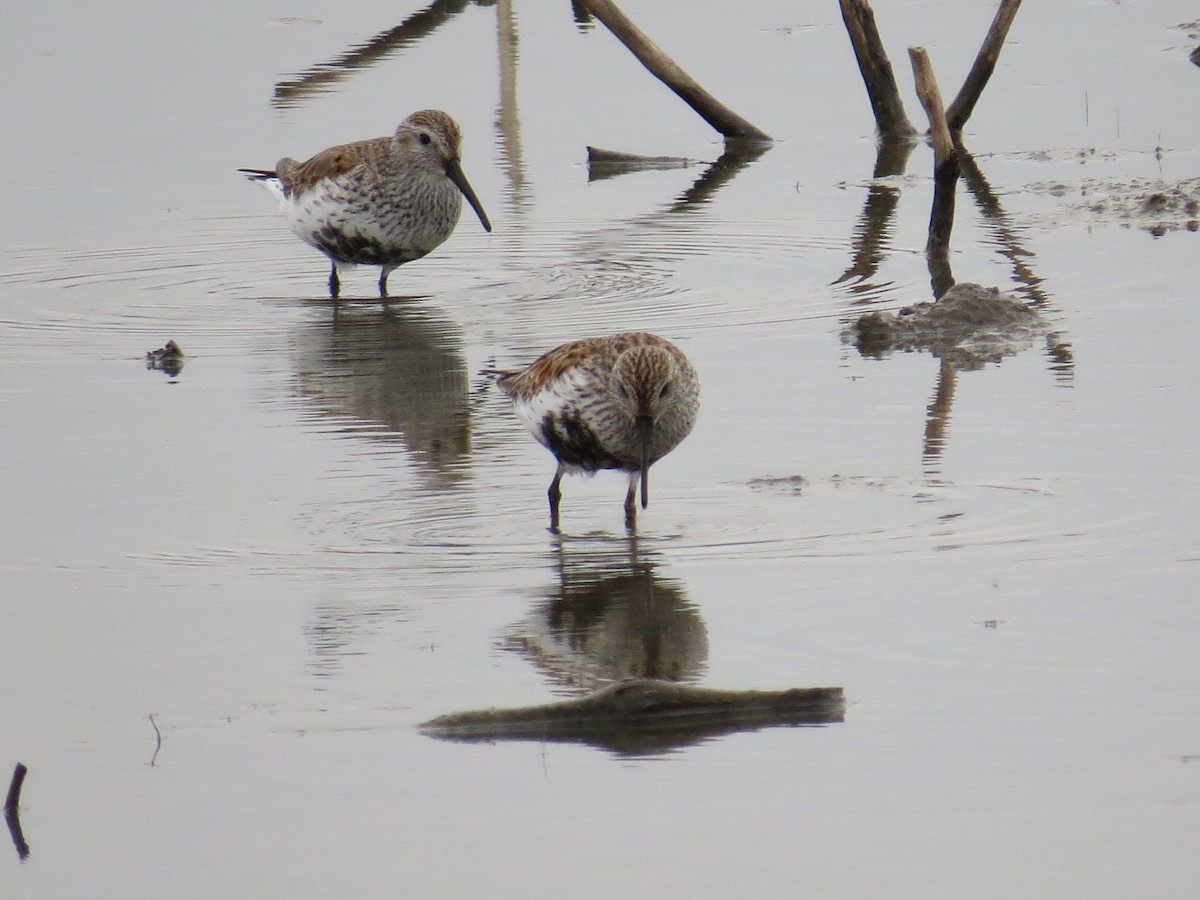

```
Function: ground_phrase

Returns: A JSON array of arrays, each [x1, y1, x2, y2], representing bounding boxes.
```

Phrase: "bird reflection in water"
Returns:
[[433, 537, 842, 754], [291, 303, 472, 489], [505, 535, 708, 692]]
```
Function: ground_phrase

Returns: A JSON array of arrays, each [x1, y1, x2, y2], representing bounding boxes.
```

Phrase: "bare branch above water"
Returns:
[[945, 0, 1023, 133], [838, 0, 916, 138], [580, 0, 772, 143]]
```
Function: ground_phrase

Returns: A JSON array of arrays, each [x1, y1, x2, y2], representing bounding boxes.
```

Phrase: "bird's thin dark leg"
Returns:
[[378, 268, 390, 302], [624, 478, 638, 531], [328, 263, 340, 300], [548, 467, 564, 533]]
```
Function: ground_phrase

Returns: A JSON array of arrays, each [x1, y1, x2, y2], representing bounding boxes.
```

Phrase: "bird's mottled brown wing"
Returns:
[[497, 333, 670, 399], [278, 137, 390, 197], [498, 337, 607, 398]]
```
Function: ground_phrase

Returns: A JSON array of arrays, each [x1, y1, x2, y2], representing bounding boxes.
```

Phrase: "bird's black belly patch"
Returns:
[[541, 412, 626, 472], [314, 227, 418, 266]]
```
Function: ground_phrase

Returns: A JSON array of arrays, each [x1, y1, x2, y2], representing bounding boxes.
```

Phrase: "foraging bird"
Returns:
[[498, 332, 699, 531], [239, 109, 491, 300]]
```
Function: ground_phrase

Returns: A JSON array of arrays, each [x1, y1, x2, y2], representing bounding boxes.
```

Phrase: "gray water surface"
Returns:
[[3, 1, 1199, 896]]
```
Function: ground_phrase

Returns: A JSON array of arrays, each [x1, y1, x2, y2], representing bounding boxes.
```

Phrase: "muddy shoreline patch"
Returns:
[[1025, 172, 1200, 236]]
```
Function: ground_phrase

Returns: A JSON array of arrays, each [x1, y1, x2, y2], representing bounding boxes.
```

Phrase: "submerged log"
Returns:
[[421, 679, 844, 754], [581, 0, 772, 142], [586, 146, 699, 181]]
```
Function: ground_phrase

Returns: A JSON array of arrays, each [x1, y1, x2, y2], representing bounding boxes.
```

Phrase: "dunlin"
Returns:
[[498, 332, 699, 531], [240, 109, 491, 300]]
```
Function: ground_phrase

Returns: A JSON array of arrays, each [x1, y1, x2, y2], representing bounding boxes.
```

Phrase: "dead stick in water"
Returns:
[[909, 47, 960, 289], [838, 0, 916, 138], [945, 0, 1022, 133], [580, 0, 772, 142], [4, 763, 26, 814], [909, 47, 956, 166], [5, 763, 29, 861]]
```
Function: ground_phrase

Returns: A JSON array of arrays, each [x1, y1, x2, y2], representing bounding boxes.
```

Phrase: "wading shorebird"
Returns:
[[239, 109, 491, 300], [498, 332, 700, 532]]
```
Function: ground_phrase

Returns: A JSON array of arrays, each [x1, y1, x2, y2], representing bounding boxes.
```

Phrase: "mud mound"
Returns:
[[843, 282, 1049, 369]]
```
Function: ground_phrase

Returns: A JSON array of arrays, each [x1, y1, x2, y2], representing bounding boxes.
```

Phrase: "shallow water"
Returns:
[[3, 1, 1200, 896]]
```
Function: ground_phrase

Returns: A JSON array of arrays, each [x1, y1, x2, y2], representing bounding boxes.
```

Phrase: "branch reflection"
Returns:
[[832, 135, 917, 298], [839, 139, 1076, 473], [271, 0, 490, 108]]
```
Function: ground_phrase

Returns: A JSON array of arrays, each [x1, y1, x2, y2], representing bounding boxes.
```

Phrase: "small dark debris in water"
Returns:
[[746, 474, 808, 495], [145, 340, 184, 377], [1142, 192, 1171, 213]]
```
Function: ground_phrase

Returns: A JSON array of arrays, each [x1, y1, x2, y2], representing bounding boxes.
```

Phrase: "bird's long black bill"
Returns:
[[636, 415, 652, 510], [446, 158, 492, 233]]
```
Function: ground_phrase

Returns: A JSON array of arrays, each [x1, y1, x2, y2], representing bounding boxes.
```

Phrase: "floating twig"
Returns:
[[581, 0, 772, 142]]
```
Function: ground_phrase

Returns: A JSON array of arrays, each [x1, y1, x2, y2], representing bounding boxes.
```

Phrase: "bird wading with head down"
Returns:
[[240, 109, 491, 300], [498, 332, 700, 532]]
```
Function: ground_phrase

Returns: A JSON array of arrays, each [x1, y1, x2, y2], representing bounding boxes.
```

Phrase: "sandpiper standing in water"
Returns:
[[498, 332, 700, 532], [240, 109, 491, 301]]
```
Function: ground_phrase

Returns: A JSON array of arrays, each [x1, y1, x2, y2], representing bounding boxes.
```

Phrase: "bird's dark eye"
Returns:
[[658, 384, 672, 399], [419, 133, 432, 146]]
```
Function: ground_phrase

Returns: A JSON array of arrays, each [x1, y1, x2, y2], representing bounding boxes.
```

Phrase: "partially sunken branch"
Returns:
[[581, 0, 772, 142]]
